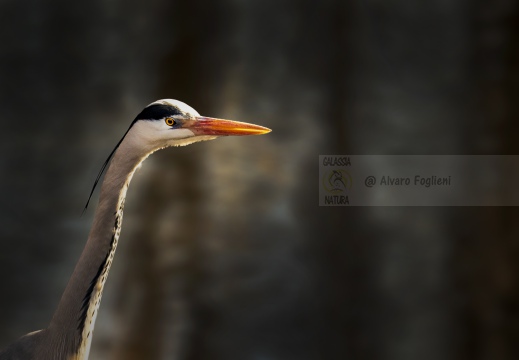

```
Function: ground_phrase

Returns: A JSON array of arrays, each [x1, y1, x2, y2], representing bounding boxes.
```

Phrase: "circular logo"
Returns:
[[322, 169, 352, 194]]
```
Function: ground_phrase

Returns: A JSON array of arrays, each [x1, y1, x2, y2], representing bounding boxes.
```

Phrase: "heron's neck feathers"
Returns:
[[49, 127, 151, 359]]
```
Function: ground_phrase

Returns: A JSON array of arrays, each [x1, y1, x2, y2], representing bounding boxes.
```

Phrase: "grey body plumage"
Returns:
[[0, 99, 270, 360]]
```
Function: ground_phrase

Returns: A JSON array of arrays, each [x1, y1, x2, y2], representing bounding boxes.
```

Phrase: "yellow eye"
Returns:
[[165, 117, 176, 126]]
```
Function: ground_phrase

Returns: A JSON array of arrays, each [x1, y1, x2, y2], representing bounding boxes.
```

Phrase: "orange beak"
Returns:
[[188, 117, 271, 136]]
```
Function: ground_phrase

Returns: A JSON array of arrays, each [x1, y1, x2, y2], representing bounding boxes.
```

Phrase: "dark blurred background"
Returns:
[[1, 0, 519, 359]]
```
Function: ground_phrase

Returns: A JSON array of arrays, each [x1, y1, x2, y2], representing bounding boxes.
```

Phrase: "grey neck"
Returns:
[[48, 133, 148, 357]]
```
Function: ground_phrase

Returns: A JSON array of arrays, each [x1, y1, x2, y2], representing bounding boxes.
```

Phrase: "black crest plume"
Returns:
[[82, 125, 133, 213], [82, 104, 183, 213]]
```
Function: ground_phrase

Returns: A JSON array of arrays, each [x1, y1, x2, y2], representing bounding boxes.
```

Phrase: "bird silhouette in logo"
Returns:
[[328, 170, 348, 192]]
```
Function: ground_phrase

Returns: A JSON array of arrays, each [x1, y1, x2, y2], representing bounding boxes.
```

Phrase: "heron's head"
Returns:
[[83, 99, 271, 211], [128, 99, 271, 150]]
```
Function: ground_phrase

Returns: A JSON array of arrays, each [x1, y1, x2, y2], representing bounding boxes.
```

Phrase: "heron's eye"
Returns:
[[165, 117, 176, 126]]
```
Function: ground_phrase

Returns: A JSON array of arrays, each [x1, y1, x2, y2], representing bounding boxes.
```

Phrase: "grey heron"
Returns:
[[0, 99, 271, 360]]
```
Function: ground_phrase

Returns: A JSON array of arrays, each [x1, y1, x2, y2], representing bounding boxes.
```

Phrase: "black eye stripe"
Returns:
[[133, 104, 183, 123]]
